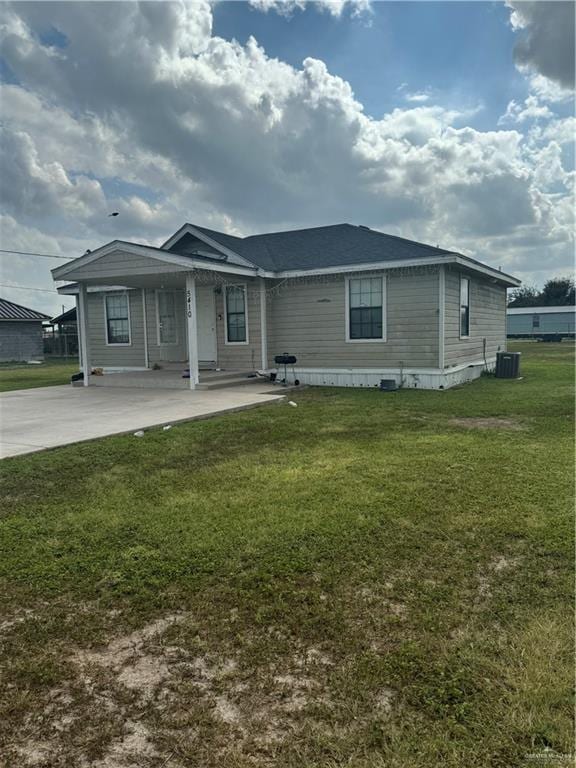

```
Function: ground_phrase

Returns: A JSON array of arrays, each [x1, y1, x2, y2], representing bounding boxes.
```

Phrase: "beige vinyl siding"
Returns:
[[444, 268, 507, 367], [71, 251, 188, 280], [267, 267, 439, 369], [215, 278, 263, 370], [86, 290, 146, 367]]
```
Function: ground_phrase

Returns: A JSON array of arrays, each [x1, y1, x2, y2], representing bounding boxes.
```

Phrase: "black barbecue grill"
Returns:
[[274, 354, 297, 386]]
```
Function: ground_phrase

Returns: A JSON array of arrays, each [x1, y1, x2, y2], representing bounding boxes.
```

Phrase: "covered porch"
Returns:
[[55, 246, 269, 391], [90, 367, 268, 391]]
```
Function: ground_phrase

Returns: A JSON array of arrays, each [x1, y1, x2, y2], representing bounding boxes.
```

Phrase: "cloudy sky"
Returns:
[[0, 0, 574, 315]]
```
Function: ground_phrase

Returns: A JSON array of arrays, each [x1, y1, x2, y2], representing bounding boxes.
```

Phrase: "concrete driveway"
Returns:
[[0, 384, 285, 458]]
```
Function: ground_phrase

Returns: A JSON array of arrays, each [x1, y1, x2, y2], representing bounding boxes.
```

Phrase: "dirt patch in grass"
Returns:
[[448, 417, 525, 430], [374, 687, 395, 716], [0, 608, 37, 634], [476, 554, 522, 602], [73, 614, 184, 671], [90, 720, 158, 768], [61, 613, 345, 762]]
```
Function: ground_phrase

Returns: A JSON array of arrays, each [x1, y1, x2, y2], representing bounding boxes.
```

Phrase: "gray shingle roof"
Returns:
[[180, 223, 455, 271], [0, 298, 50, 321]]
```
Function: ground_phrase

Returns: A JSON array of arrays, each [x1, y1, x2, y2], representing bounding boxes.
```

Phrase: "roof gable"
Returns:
[[162, 223, 258, 269]]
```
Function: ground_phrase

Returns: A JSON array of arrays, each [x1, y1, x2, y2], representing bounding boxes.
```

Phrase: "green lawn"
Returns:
[[0, 357, 79, 392], [0, 343, 573, 767]]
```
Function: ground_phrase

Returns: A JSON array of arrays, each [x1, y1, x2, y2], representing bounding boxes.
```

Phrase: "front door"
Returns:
[[195, 286, 217, 364]]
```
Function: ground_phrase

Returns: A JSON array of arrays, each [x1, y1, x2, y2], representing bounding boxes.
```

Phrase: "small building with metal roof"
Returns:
[[0, 298, 50, 362]]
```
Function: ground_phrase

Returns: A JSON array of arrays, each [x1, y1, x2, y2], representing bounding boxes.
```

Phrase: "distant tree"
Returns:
[[539, 277, 575, 306], [507, 285, 540, 307], [507, 277, 575, 307]]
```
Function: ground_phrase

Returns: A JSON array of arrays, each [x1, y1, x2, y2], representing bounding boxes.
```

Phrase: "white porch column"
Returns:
[[259, 278, 268, 370], [75, 294, 83, 368], [78, 283, 90, 386], [141, 288, 150, 369], [185, 273, 199, 390]]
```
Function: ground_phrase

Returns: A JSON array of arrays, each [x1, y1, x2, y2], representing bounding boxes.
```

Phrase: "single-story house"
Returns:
[[507, 305, 575, 340], [0, 298, 50, 362], [52, 223, 521, 390]]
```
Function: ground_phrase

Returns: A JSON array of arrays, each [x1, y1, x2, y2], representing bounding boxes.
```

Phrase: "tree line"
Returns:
[[507, 277, 575, 308]]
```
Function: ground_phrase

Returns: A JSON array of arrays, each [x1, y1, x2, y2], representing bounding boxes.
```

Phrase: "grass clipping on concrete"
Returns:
[[0, 343, 573, 767]]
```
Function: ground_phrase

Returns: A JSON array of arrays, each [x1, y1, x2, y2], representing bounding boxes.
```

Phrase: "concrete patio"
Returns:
[[0, 382, 286, 458]]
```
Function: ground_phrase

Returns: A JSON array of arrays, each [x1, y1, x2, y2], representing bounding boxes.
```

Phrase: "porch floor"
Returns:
[[90, 368, 267, 391]]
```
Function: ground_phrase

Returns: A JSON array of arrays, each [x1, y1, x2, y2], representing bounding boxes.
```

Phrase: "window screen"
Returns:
[[105, 293, 130, 344], [460, 278, 470, 337], [226, 286, 247, 342], [349, 277, 383, 339]]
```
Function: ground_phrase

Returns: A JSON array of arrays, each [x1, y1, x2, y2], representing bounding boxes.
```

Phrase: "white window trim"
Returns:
[[224, 283, 249, 345], [104, 291, 132, 347], [459, 276, 471, 339], [345, 274, 387, 343], [155, 289, 179, 346]]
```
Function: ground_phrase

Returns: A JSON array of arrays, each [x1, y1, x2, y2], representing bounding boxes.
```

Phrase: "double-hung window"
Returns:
[[460, 277, 470, 338], [532, 314, 540, 329], [225, 285, 247, 343], [347, 276, 385, 341], [105, 293, 130, 345]]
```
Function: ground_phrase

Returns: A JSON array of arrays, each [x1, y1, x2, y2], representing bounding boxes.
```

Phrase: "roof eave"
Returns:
[[451, 254, 521, 287], [271, 254, 521, 285]]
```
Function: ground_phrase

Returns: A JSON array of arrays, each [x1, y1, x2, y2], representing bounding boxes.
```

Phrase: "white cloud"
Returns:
[[0, 215, 86, 315], [404, 92, 431, 104], [248, 0, 371, 19], [527, 73, 574, 104], [499, 95, 554, 125], [0, 0, 573, 315], [0, 127, 107, 220], [535, 116, 576, 146]]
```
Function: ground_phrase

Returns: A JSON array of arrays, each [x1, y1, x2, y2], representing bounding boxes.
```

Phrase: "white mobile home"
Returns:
[[52, 223, 520, 391], [507, 306, 575, 340]]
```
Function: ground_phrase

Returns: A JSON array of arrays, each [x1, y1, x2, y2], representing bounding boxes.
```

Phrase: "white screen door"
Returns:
[[157, 291, 178, 345], [195, 287, 217, 362]]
